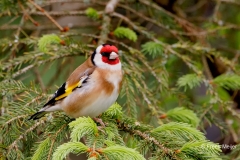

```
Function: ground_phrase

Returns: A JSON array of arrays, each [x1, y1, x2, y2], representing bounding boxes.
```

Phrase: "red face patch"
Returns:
[[100, 45, 119, 65]]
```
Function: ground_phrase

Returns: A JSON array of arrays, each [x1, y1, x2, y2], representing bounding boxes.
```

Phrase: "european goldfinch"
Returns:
[[29, 44, 122, 120]]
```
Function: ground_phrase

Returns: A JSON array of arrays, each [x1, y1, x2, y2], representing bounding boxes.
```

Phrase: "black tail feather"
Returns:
[[28, 111, 47, 120]]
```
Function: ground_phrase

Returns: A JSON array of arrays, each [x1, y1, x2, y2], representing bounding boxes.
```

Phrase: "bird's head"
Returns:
[[92, 44, 121, 70]]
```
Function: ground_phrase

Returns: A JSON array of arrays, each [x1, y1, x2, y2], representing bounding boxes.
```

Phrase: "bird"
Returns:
[[29, 44, 123, 121]]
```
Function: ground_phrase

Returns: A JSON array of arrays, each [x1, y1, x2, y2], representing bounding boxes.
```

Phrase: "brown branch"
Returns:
[[29, 10, 87, 16], [28, 0, 64, 31], [105, 0, 120, 13], [217, 0, 240, 5], [3, 115, 28, 128], [0, 23, 99, 31], [98, 0, 120, 45], [33, 67, 46, 92], [18, 0, 39, 26]]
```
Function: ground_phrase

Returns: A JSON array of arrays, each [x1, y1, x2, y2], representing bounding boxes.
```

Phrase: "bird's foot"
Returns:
[[93, 117, 106, 127]]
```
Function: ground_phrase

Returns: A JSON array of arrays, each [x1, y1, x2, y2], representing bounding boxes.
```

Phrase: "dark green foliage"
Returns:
[[0, 0, 22, 13]]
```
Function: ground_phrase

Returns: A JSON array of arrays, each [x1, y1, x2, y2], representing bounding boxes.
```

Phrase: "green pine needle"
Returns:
[[151, 122, 205, 141], [213, 74, 240, 90], [102, 145, 145, 160], [141, 42, 163, 58], [179, 141, 221, 160], [166, 107, 200, 127], [52, 142, 88, 160], [113, 27, 137, 42], [102, 102, 123, 119], [69, 117, 98, 142], [177, 74, 202, 91], [32, 138, 51, 160], [38, 34, 62, 53], [85, 7, 99, 20]]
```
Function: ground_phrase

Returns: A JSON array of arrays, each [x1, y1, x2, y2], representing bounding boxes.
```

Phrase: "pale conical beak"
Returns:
[[109, 52, 118, 59]]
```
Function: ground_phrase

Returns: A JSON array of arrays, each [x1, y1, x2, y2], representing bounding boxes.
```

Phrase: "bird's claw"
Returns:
[[93, 117, 106, 127]]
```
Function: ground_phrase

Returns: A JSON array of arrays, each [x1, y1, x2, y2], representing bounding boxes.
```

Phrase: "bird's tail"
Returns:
[[28, 111, 47, 120]]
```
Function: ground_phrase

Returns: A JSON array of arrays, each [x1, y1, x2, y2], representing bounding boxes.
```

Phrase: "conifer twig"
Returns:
[[7, 120, 45, 154], [117, 119, 173, 156], [47, 123, 68, 160]]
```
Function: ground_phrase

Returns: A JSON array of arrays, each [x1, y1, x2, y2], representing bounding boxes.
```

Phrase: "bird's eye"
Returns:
[[101, 52, 110, 57]]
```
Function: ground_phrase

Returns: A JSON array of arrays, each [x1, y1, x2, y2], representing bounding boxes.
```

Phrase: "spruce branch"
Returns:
[[101, 145, 145, 160], [11, 49, 88, 78], [52, 142, 89, 160], [177, 73, 202, 91], [47, 123, 68, 160], [161, 107, 200, 127], [141, 42, 163, 58], [151, 122, 205, 141], [113, 27, 137, 42], [179, 141, 221, 160], [7, 120, 45, 156], [212, 74, 240, 90], [69, 117, 98, 142], [117, 117, 172, 155], [32, 138, 51, 160]]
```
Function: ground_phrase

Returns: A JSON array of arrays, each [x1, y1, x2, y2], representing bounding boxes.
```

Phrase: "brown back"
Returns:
[[67, 57, 95, 87]]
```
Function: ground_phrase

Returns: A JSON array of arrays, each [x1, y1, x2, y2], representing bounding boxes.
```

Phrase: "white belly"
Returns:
[[78, 90, 119, 117]]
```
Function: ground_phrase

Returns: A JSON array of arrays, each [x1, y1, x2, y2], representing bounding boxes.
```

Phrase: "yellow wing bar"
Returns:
[[54, 75, 88, 101]]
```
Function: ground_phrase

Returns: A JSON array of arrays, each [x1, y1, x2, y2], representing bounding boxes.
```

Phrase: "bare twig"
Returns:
[[0, 23, 99, 31], [29, 10, 87, 16], [216, 0, 240, 6], [18, 0, 39, 26], [28, 0, 64, 31], [33, 68, 46, 92], [105, 0, 120, 13], [98, 0, 120, 45]]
